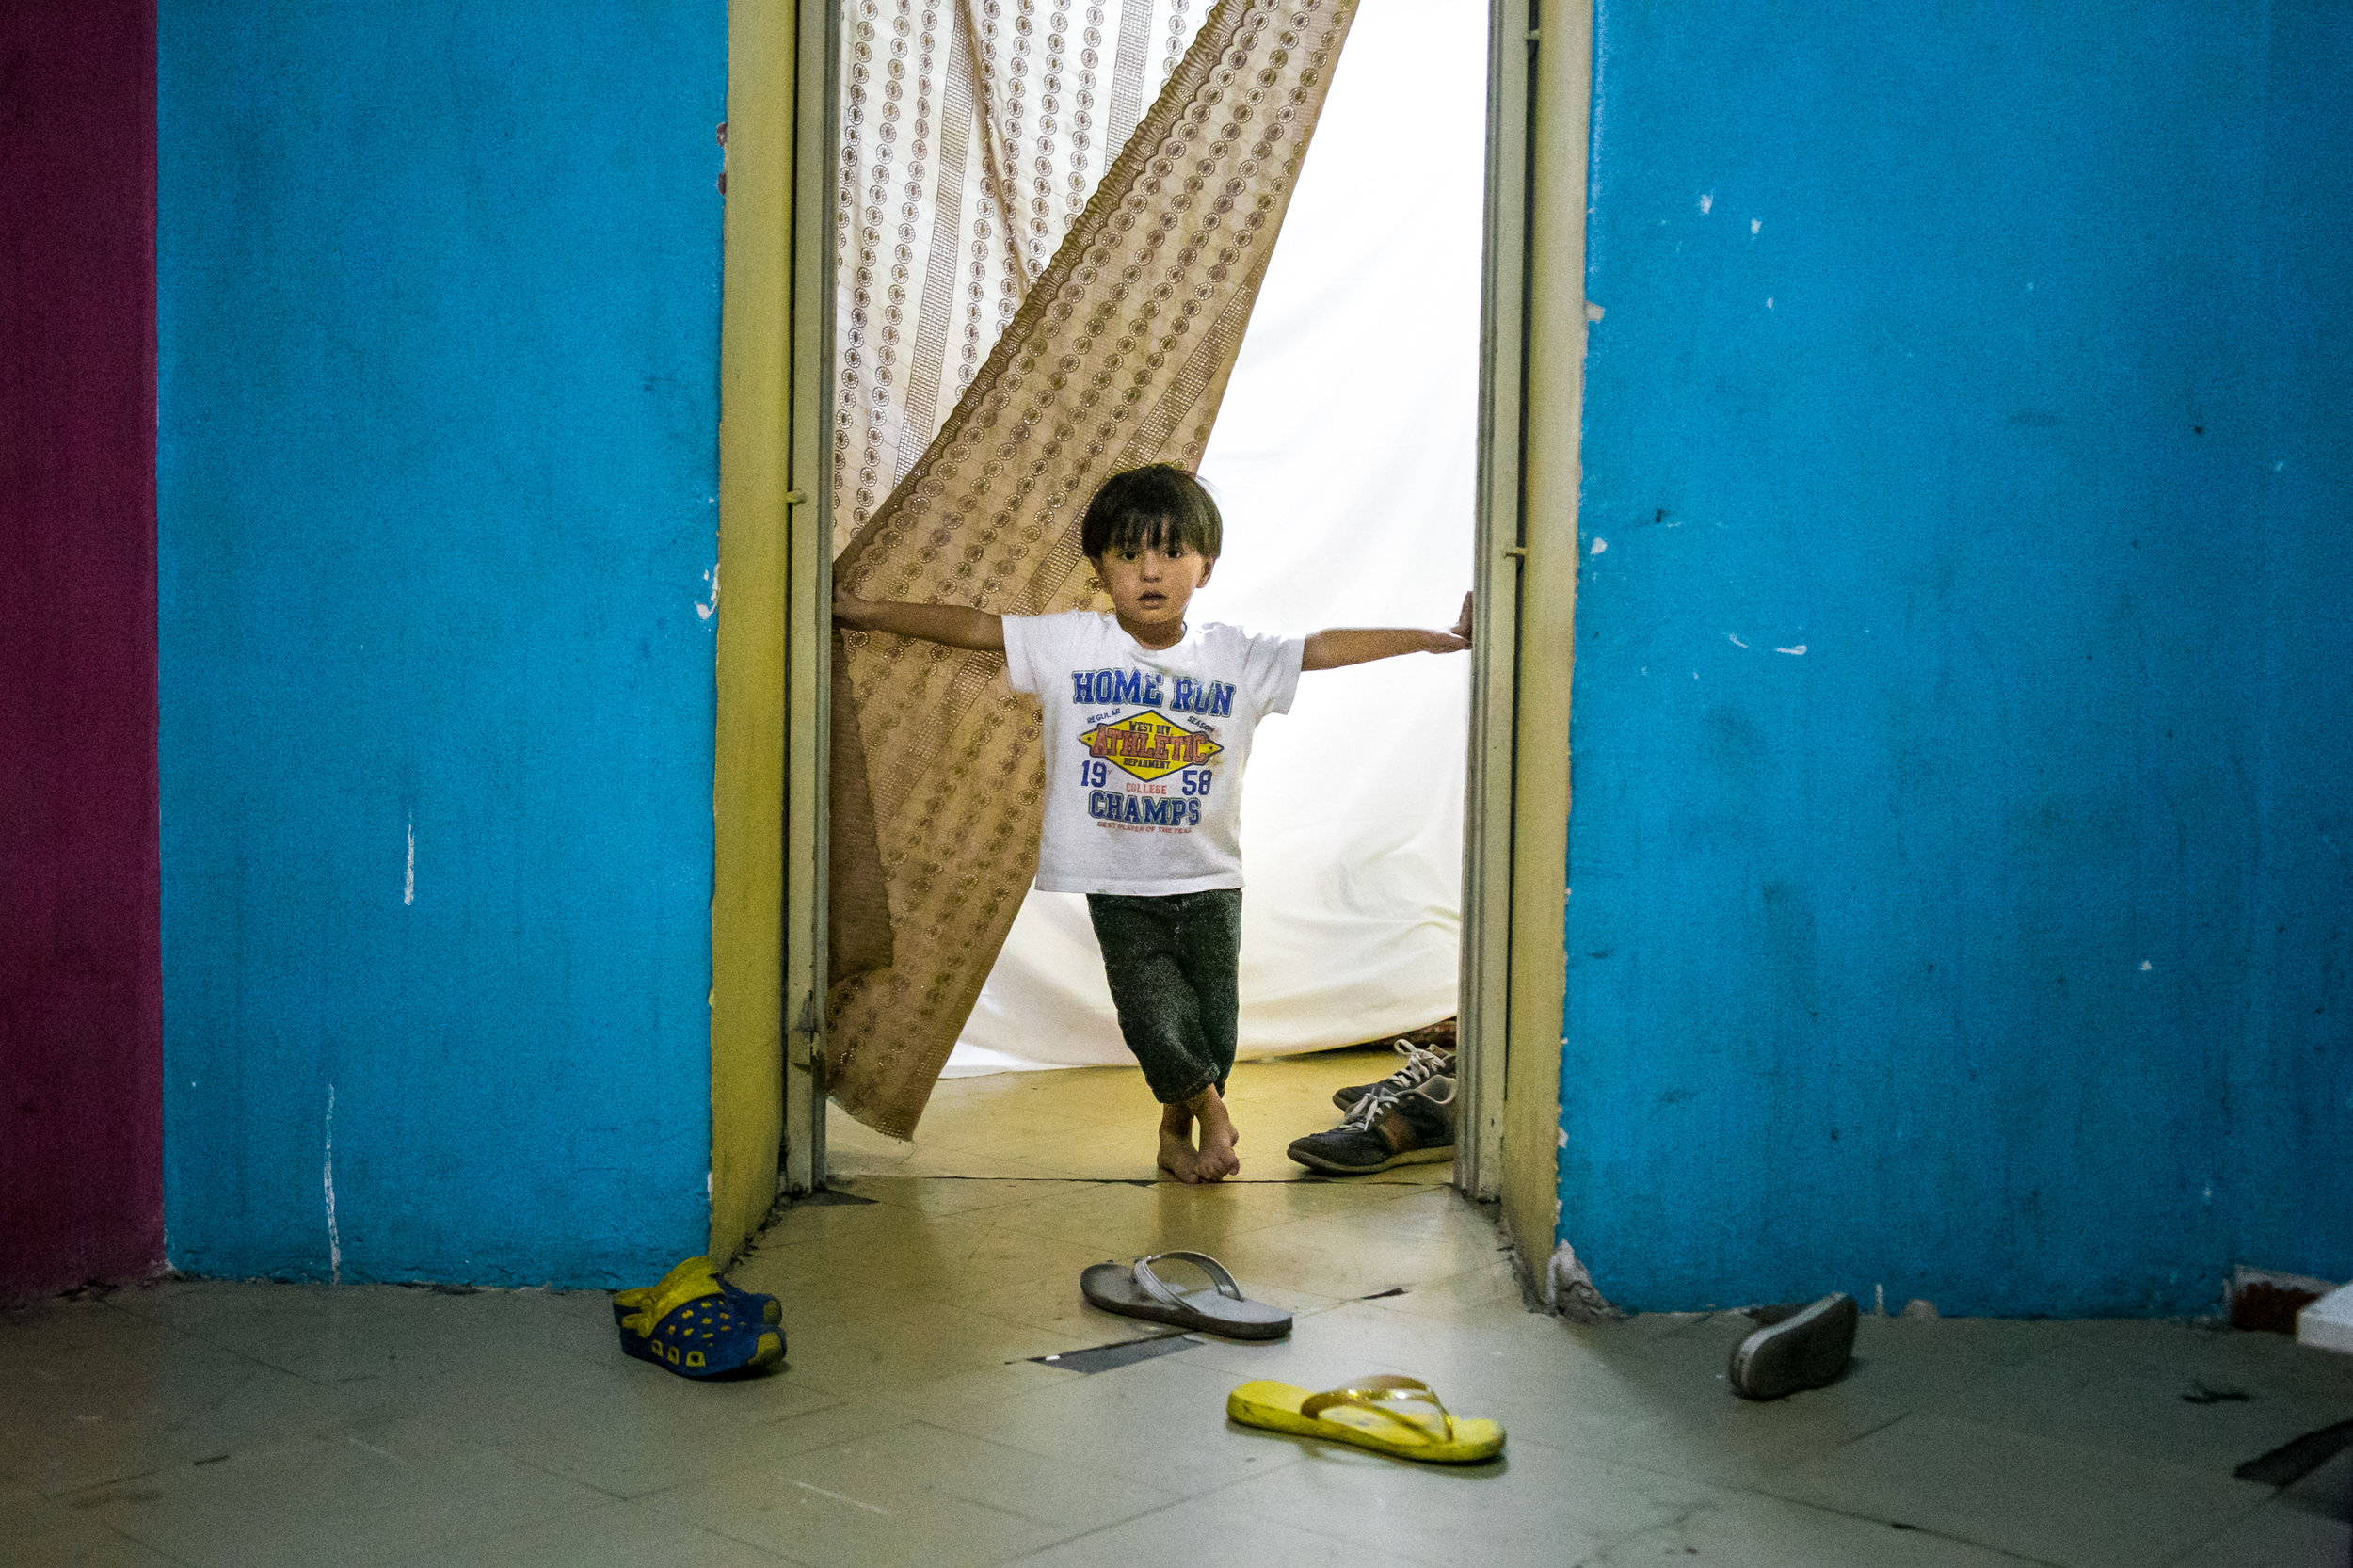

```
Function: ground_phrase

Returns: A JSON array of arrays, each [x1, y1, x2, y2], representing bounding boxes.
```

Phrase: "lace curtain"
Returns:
[[826, 0, 1364, 1136]]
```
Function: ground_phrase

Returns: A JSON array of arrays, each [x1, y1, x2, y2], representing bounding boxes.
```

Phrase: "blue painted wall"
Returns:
[[1563, 2, 2352, 1315], [159, 3, 725, 1284]]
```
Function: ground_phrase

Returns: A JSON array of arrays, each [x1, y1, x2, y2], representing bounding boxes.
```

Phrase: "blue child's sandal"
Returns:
[[615, 1260, 784, 1379], [612, 1255, 781, 1330]]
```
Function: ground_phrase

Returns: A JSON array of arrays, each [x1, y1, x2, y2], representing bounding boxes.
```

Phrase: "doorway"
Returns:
[[828, 0, 1480, 1195], [712, 0, 1588, 1288]]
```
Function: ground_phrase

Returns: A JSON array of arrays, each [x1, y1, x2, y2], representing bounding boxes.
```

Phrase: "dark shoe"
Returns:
[[1332, 1040, 1457, 1112], [1727, 1292, 1857, 1400], [1289, 1075, 1455, 1175]]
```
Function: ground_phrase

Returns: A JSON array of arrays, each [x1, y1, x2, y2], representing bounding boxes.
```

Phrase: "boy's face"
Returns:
[[1093, 536, 1215, 642]]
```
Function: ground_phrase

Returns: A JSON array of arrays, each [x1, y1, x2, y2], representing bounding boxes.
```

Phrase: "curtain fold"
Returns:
[[826, 0, 1363, 1137], [832, 0, 1205, 551]]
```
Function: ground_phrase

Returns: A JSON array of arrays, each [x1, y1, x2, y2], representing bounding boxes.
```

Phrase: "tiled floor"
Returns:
[[824, 1043, 1454, 1183], [7, 1050, 2350, 1568]]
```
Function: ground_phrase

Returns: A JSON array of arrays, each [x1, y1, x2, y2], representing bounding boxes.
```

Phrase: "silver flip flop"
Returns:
[[1079, 1251, 1293, 1340]]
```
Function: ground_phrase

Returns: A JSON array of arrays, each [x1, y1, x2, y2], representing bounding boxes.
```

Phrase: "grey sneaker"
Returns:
[[1289, 1072, 1456, 1175], [1331, 1040, 1457, 1112], [1727, 1292, 1858, 1400]]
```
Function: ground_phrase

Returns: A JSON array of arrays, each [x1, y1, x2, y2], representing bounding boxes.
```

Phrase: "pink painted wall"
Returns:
[[1, 0, 163, 1297]]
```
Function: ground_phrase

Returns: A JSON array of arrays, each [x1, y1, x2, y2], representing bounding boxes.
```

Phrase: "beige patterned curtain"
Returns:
[[827, 0, 1363, 1137], [833, 0, 1204, 550]]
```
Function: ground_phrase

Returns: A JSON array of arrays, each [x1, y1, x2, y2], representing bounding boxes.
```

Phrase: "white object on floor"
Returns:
[[951, 0, 1486, 1075], [2299, 1281, 2353, 1354]]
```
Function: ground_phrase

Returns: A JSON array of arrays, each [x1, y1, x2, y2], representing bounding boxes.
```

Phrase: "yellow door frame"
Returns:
[[1461, 0, 1590, 1282], [711, 0, 834, 1260]]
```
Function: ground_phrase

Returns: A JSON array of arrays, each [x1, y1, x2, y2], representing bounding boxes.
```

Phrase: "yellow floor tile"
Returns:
[[800, 1048, 1467, 1353], [826, 1046, 1453, 1190]]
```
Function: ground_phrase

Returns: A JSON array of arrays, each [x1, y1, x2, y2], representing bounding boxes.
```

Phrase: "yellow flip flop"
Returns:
[[1226, 1375, 1505, 1464]]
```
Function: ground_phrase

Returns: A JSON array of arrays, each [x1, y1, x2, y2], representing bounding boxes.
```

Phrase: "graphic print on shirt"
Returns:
[[1069, 668, 1238, 832], [1079, 711, 1224, 780], [1002, 613, 1302, 893]]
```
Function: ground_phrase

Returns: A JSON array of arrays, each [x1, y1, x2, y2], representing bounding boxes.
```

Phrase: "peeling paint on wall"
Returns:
[[1548, 1241, 1616, 1322]]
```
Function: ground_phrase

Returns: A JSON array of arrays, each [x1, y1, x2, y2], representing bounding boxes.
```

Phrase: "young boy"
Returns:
[[831, 464, 1471, 1183]]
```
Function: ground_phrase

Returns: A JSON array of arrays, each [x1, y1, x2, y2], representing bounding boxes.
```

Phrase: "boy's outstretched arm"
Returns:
[[1301, 592, 1473, 671], [832, 587, 1005, 653]]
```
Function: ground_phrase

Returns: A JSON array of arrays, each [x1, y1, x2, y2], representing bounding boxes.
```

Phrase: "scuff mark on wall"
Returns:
[[1774, 644, 1806, 656], [1727, 633, 1747, 648], [696, 561, 719, 621], [404, 817, 414, 906], [323, 1084, 342, 1285]]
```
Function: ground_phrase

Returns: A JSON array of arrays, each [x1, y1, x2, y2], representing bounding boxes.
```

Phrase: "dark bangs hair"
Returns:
[[1078, 464, 1223, 560]]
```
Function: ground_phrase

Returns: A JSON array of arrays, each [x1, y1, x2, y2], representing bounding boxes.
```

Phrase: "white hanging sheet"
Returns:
[[949, 0, 1488, 1074]]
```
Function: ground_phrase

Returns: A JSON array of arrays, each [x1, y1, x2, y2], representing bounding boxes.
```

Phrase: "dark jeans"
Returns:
[[1085, 888, 1242, 1106]]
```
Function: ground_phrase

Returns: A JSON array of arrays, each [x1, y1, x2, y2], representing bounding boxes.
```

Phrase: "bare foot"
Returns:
[[1157, 1102, 1201, 1184], [1190, 1087, 1241, 1181]]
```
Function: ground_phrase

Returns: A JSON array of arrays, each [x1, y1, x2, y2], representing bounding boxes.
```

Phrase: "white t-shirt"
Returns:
[[1002, 611, 1305, 895]]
